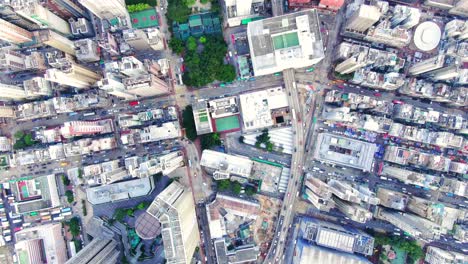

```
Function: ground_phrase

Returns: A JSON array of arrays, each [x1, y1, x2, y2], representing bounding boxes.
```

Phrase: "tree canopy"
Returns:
[[67, 217, 81, 237], [182, 105, 197, 141], [183, 36, 236, 87], [166, 0, 191, 23], [374, 234, 424, 263], [169, 38, 184, 55], [186, 36, 198, 51], [200, 133, 221, 150]]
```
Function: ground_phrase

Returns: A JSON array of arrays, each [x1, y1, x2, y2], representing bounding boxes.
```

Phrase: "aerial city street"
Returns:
[[0, 0, 467, 263]]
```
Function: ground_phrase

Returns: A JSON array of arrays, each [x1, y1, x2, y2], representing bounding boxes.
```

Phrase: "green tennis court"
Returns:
[[272, 32, 299, 50], [215, 116, 240, 132], [130, 9, 159, 29]]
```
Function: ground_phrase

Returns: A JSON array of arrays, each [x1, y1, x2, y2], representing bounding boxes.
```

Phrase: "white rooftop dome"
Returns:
[[413, 21, 441, 51]]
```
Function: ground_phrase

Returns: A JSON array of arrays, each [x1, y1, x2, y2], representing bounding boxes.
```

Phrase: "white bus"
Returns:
[[83, 112, 96, 117], [291, 108, 296, 120]]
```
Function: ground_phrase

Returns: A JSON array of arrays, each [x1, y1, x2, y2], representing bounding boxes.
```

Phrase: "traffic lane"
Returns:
[[269, 69, 304, 263], [225, 133, 291, 167]]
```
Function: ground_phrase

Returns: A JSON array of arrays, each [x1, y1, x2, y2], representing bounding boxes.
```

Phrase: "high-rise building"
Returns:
[[147, 28, 164, 50], [45, 65, 100, 89], [0, 5, 40, 31], [69, 18, 94, 38], [146, 181, 200, 264], [376, 208, 441, 240], [335, 56, 367, 74], [98, 74, 135, 99], [23, 77, 53, 98], [78, 0, 129, 20], [304, 177, 334, 212], [0, 49, 26, 72], [74, 38, 100, 62], [332, 197, 372, 223], [123, 74, 170, 97], [223, 0, 265, 27], [0, 106, 15, 118], [449, 0, 468, 17], [44, 51, 100, 89], [65, 238, 120, 264], [120, 56, 147, 77], [425, 246, 467, 264], [408, 54, 445, 76], [15, 223, 68, 264], [123, 28, 151, 50], [11, 0, 71, 36], [0, 18, 33, 44], [427, 57, 463, 81], [376, 188, 408, 211], [36, 29, 76, 55], [444, 19, 468, 40], [345, 5, 381, 33], [0, 82, 28, 100], [43, 0, 89, 20]]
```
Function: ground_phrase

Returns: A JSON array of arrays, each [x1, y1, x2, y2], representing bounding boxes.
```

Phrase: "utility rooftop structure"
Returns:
[[312, 133, 377, 171], [247, 9, 324, 76], [299, 217, 375, 256]]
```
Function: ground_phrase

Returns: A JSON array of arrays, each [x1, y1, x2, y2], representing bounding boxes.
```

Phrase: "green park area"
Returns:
[[374, 234, 423, 264]]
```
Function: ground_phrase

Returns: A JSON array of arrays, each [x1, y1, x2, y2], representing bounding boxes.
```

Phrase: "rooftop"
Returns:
[[11, 174, 60, 214], [414, 21, 442, 51], [206, 194, 260, 238], [239, 87, 289, 131], [299, 217, 375, 255], [214, 238, 259, 264], [247, 9, 324, 76], [86, 177, 154, 205], [312, 133, 376, 171], [200, 150, 253, 180]]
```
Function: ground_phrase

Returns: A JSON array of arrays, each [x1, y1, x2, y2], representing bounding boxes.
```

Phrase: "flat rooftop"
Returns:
[[200, 150, 253, 178], [209, 96, 239, 119], [192, 101, 214, 135], [86, 177, 154, 205], [247, 9, 324, 76], [312, 133, 376, 171], [239, 87, 288, 131]]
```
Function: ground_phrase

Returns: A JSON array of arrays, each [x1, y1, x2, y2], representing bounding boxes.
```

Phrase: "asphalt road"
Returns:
[[265, 68, 306, 263]]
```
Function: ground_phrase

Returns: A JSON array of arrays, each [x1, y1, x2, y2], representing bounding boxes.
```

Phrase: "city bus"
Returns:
[[292, 108, 296, 120], [83, 112, 96, 117]]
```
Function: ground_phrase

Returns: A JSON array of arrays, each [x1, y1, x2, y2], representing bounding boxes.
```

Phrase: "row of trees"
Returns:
[[255, 129, 274, 151], [127, 3, 151, 12], [113, 201, 150, 222], [125, 0, 157, 6], [217, 180, 258, 195], [182, 105, 197, 141]]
